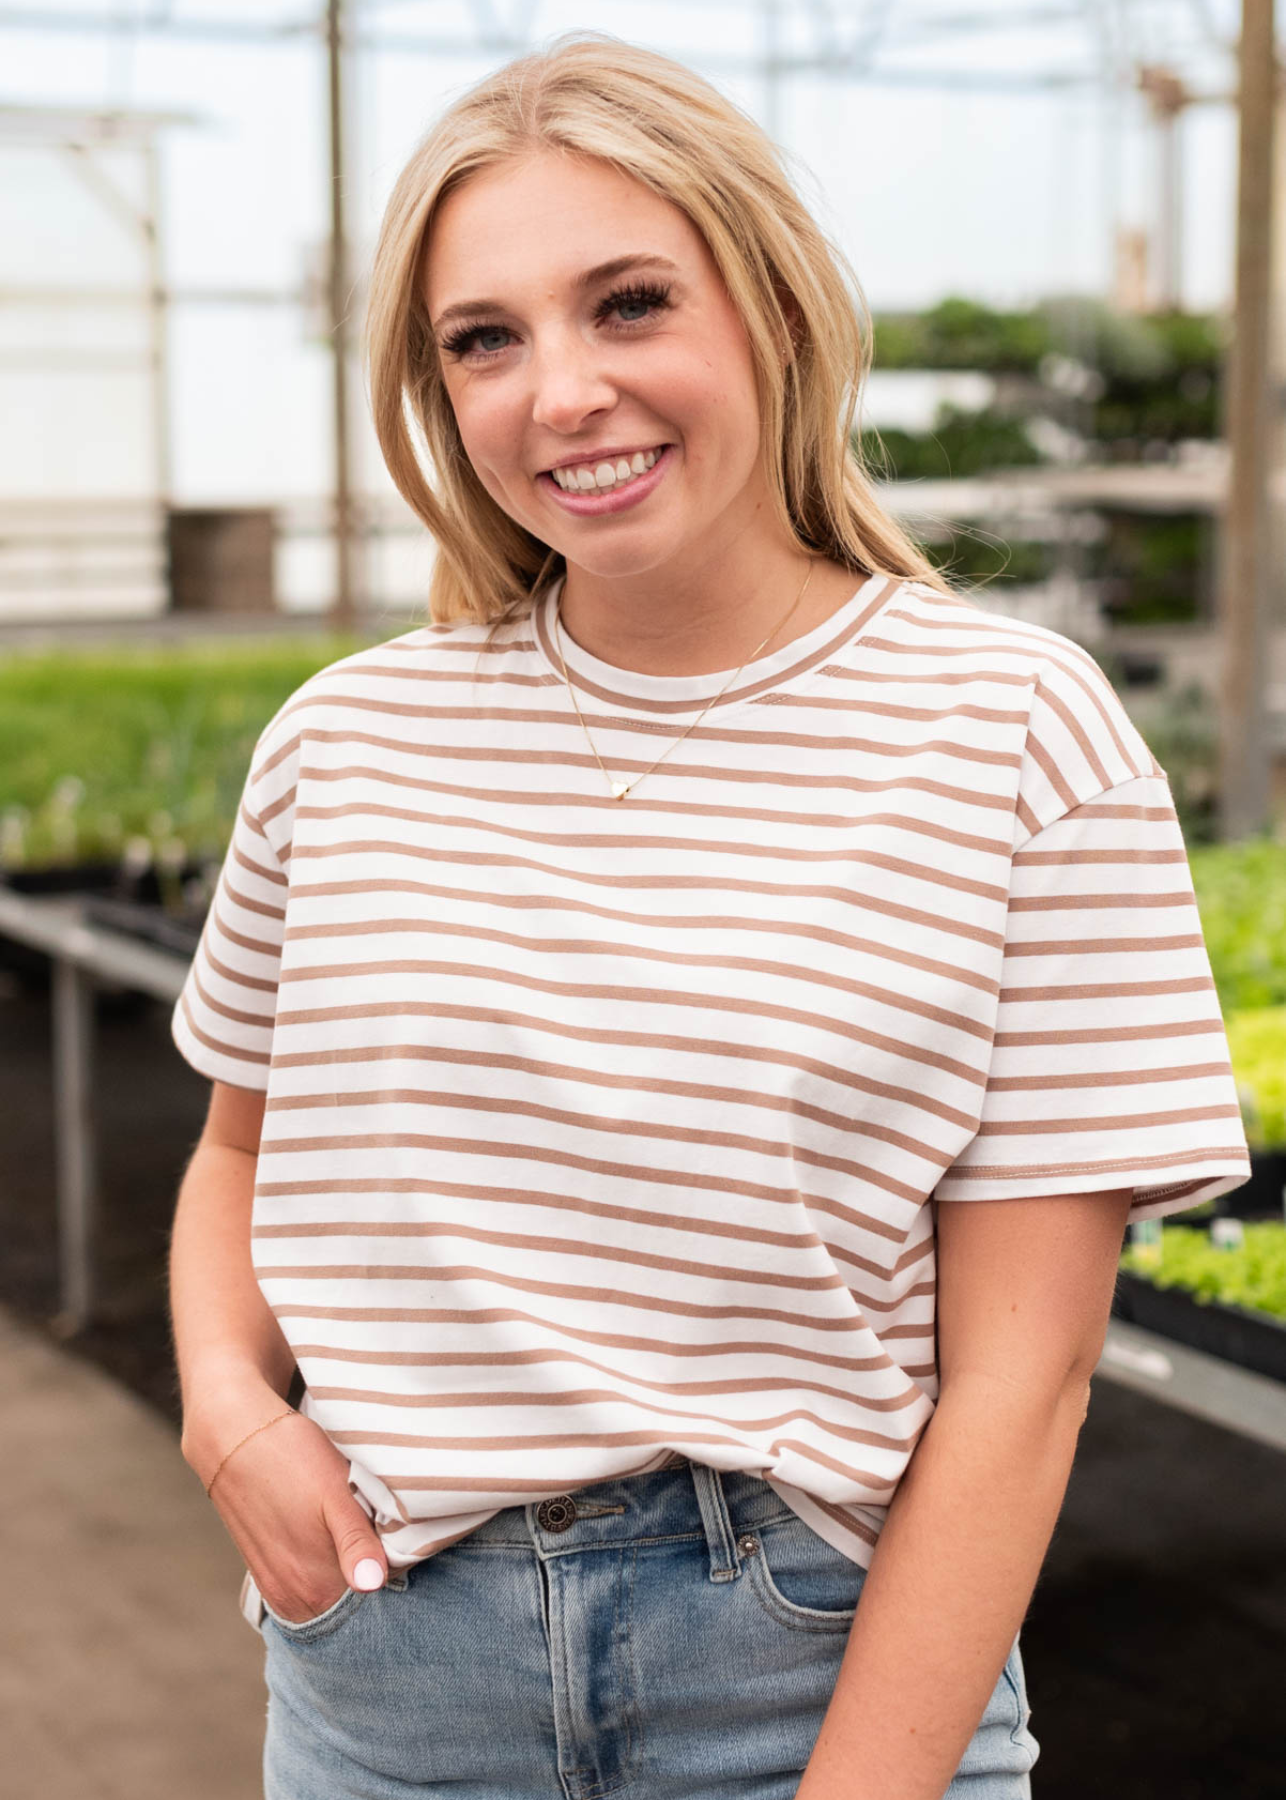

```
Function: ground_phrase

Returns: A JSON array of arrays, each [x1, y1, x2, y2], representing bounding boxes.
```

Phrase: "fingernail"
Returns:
[[353, 1558, 385, 1590]]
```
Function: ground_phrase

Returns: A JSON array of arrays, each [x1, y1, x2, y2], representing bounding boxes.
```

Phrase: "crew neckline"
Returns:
[[531, 569, 902, 716]]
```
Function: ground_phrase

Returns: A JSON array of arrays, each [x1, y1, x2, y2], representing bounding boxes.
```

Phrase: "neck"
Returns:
[[552, 537, 868, 679]]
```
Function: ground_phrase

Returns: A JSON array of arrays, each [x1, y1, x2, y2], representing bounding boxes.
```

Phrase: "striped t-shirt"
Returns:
[[171, 569, 1251, 1573]]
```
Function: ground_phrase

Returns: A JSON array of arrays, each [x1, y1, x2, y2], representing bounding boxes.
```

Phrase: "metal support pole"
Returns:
[[51, 958, 96, 1336], [327, 0, 360, 631], [1218, 0, 1276, 839]]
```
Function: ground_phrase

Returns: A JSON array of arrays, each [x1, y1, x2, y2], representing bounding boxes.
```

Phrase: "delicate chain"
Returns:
[[204, 1407, 300, 1498], [554, 558, 816, 800]]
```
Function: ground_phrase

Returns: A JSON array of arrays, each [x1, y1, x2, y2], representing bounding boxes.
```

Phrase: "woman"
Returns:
[[169, 32, 1251, 1800]]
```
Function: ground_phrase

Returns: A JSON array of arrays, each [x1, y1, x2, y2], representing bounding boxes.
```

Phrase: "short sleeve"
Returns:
[[933, 772, 1252, 1223], [170, 725, 292, 1090]]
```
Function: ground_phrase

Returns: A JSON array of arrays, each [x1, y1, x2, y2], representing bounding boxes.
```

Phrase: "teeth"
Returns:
[[551, 447, 662, 492]]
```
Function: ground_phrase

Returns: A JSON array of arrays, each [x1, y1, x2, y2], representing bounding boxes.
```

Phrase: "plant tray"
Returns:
[[79, 894, 206, 959], [1218, 1151, 1286, 1220], [1111, 1270, 1286, 1385]]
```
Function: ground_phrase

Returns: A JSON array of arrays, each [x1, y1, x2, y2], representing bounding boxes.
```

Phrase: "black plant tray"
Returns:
[[1111, 1270, 1286, 1384], [1217, 1151, 1286, 1220], [79, 893, 207, 959]]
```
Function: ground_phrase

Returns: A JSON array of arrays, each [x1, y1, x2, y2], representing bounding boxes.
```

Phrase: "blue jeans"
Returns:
[[248, 1459, 1040, 1798]]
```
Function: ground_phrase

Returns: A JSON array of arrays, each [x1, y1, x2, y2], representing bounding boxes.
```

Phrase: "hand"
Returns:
[[182, 1380, 388, 1624]]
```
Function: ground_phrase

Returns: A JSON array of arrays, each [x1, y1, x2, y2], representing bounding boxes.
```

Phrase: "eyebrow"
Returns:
[[429, 253, 682, 334]]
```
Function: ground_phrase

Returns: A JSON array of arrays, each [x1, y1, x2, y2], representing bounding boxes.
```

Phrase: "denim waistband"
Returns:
[[459, 1459, 798, 1585]]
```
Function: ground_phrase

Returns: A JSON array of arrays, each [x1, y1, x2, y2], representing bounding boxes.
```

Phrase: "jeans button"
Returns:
[[536, 1495, 578, 1532], [737, 1533, 759, 1556]]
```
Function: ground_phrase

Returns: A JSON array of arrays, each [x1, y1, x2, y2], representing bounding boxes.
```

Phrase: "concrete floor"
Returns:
[[0, 1304, 266, 1799]]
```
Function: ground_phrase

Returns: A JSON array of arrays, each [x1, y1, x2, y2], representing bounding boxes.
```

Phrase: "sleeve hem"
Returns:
[[170, 996, 271, 1092], [935, 1161, 1252, 1222]]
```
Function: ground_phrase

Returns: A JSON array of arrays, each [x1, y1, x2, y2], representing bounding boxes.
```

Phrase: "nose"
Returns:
[[528, 330, 617, 435]]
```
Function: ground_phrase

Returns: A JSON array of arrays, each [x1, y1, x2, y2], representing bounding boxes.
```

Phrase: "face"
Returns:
[[421, 149, 772, 583]]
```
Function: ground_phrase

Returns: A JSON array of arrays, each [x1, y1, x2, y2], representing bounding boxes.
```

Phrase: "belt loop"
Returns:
[[689, 1462, 740, 1583]]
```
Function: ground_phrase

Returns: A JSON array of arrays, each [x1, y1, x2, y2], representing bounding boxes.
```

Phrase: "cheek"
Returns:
[[448, 380, 523, 481]]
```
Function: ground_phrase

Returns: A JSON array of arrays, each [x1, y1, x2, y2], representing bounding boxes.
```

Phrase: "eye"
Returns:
[[595, 280, 672, 328], [439, 320, 514, 361]]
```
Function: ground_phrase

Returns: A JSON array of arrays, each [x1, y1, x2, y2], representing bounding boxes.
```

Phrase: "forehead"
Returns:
[[420, 151, 707, 306]]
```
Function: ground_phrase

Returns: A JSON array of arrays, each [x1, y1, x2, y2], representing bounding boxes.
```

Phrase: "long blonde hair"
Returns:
[[363, 29, 951, 625]]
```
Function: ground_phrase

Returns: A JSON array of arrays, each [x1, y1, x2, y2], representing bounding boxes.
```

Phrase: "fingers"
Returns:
[[328, 1497, 389, 1591]]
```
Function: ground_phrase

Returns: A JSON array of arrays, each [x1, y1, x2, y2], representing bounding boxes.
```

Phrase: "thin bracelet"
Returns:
[[204, 1407, 299, 1498]]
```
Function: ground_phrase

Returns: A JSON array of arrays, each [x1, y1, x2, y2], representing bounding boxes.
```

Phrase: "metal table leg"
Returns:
[[51, 956, 96, 1335]]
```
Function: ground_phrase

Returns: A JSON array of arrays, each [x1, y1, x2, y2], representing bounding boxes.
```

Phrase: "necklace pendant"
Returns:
[[610, 780, 631, 800]]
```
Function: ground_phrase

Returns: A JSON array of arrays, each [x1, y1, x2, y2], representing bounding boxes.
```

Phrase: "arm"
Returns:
[[170, 1077, 296, 1482], [169, 1076, 392, 1613], [795, 1186, 1135, 1800]]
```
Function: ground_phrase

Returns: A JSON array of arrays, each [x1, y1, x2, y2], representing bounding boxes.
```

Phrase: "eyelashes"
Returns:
[[438, 280, 673, 362]]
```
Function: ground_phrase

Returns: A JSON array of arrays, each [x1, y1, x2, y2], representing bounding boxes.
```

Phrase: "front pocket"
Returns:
[[742, 1514, 868, 1632], [263, 1582, 367, 1640]]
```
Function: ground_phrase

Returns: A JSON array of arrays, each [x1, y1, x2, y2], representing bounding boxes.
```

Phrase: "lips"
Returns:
[[539, 441, 675, 514]]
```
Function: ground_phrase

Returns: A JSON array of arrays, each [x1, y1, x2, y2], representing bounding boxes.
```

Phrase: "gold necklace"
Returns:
[[553, 558, 817, 800]]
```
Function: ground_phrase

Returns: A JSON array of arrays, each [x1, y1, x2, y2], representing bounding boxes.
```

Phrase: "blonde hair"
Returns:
[[363, 29, 952, 625]]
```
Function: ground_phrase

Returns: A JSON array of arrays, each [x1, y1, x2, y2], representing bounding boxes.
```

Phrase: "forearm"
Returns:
[[796, 1373, 1090, 1800], [168, 1141, 298, 1473]]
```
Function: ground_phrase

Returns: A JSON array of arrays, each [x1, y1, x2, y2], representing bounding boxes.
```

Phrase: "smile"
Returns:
[[539, 443, 674, 516], [548, 446, 665, 493]]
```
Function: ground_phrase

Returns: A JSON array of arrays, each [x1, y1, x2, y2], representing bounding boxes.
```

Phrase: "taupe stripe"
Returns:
[[206, 895, 282, 964], [289, 1339, 929, 1389], [943, 1146, 1249, 1180], [288, 841, 1010, 949], [268, 985, 992, 1089], [291, 800, 1012, 902], [220, 870, 285, 926], [866, 624, 1145, 774], [257, 1123, 943, 1214], [1002, 931, 1206, 957], [280, 895, 1003, 1000], [1008, 889, 1200, 912], [259, 724, 1021, 811], [532, 574, 898, 713], [986, 1059, 1236, 1091], [293, 763, 1014, 854], [175, 989, 270, 1067], [304, 1374, 927, 1420], [255, 1182, 935, 1280], [332, 1421, 911, 1469], [256, 1260, 907, 1351], [994, 1015, 1227, 1046], [289, 763, 1008, 853], [185, 960, 272, 1030], [201, 942, 277, 995], [1028, 730, 1080, 810], [277, 1317, 920, 1370], [263, 1016, 987, 1134], [250, 1217, 936, 1317], [1033, 679, 1115, 791], [998, 975, 1214, 1002], [974, 1103, 1242, 1137], [377, 1441, 900, 1499], [263, 1032, 983, 1150], [804, 1497, 882, 1549], [264, 1047, 983, 1140], [277, 934, 999, 1045], [236, 804, 287, 877], [1014, 845, 1187, 867]]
